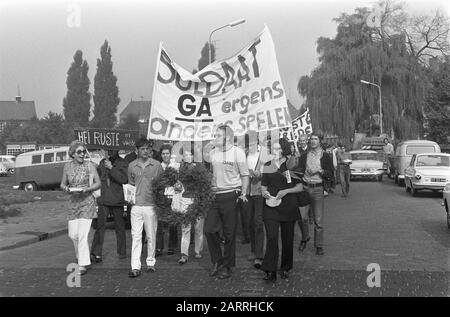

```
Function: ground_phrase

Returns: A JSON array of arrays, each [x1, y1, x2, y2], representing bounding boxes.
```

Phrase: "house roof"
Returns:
[[0, 101, 36, 121], [119, 100, 151, 122]]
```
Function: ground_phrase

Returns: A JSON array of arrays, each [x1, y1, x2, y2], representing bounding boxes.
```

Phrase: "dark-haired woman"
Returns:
[[260, 139, 304, 282]]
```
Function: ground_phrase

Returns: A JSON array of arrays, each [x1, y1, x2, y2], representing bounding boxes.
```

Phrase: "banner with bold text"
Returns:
[[74, 128, 140, 150], [279, 107, 313, 142], [148, 26, 291, 141]]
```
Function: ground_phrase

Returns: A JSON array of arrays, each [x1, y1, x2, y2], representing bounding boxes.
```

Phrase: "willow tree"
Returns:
[[298, 4, 428, 140]]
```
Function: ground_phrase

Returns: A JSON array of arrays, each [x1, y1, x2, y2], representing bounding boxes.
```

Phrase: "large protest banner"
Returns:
[[148, 26, 292, 141], [74, 128, 140, 150], [279, 107, 313, 142]]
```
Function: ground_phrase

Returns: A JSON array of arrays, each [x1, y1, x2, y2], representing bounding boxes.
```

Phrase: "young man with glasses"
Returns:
[[127, 138, 163, 277]]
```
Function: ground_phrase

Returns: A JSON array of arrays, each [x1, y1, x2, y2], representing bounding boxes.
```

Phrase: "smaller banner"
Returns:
[[279, 108, 312, 142], [74, 128, 140, 150]]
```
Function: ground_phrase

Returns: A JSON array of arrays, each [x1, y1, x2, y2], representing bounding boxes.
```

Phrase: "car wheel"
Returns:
[[377, 175, 382, 182], [394, 174, 398, 184], [23, 182, 37, 192], [446, 201, 450, 229]]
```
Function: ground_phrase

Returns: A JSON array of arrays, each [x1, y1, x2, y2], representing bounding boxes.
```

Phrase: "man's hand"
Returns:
[[262, 190, 271, 199], [237, 194, 248, 203], [104, 160, 113, 170]]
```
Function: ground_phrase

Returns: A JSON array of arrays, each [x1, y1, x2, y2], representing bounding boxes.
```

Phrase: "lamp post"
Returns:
[[208, 18, 246, 65], [360, 79, 383, 135]]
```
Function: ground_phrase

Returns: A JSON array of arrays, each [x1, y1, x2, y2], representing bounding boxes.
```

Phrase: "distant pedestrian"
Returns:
[[336, 143, 351, 198], [90, 149, 128, 263], [127, 138, 163, 278], [60, 140, 101, 276], [383, 138, 394, 178]]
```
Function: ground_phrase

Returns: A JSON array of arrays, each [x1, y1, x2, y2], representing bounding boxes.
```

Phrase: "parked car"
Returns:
[[0, 155, 16, 175], [443, 182, 450, 228], [0, 162, 8, 176], [405, 153, 450, 196], [13, 147, 98, 191], [349, 150, 386, 181], [393, 140, 441, 186]]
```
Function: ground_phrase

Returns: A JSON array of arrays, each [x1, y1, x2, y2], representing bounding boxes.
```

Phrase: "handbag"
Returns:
[[297, 190, 312, 207]]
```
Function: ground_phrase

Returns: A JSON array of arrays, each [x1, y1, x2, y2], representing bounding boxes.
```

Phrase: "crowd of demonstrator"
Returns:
[[61, 126, 342, 282]]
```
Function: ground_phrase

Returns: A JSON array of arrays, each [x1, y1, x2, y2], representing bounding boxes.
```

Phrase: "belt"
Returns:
[[304, 182, 323, 188]]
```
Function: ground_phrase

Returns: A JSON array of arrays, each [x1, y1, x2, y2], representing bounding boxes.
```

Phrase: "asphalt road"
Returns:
[[1, 177, 449, 297]]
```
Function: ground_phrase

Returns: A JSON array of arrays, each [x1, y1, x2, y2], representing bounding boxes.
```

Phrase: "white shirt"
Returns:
[[247, 146, 261, 171]]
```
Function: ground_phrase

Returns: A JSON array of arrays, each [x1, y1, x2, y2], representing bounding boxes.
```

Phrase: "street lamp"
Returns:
[[208, 18, 246, 65], [360, 79, 383, 135]]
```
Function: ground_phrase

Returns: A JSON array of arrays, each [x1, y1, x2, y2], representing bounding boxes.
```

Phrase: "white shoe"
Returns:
[[324, 190, 329, 197]]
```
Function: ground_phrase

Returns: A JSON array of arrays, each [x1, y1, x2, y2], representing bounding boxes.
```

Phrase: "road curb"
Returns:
[[0, 228, 68, 252]]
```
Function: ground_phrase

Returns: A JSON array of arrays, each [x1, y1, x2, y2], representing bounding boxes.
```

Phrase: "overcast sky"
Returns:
[[1, 0, 449, 118]]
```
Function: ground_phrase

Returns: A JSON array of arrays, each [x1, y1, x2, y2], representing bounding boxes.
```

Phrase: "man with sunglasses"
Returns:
[[127, 138, 163, 277]]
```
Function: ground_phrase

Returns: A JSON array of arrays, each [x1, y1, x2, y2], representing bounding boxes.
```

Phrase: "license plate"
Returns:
[[362, 168, 371, 172], [431, 178, 446, 182]]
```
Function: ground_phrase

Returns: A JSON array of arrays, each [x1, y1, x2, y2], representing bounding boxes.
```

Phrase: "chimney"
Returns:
[[16, 84, 21, 103]]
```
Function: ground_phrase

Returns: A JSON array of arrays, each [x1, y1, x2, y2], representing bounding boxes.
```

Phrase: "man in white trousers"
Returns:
[[127, 138, 163, 278]]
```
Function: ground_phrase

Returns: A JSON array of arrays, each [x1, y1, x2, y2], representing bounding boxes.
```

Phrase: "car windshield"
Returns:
[[416, 155, 450, 167], [351, 153, 380, 161]]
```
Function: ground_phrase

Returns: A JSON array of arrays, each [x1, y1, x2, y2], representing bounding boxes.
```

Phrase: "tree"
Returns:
[[92, 40, 120, 128], [297, 1, 431, 140], [424, 58, 450, 143], [197, 42, 216, 71], [62, 50, 91, 127]]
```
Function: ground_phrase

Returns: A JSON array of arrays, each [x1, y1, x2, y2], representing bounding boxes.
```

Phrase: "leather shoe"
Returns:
[[263, 271, 276, 282], [209, 263, 220, 277], [316, 247, 324, 255], [218, 267, 231, 279], [298, 237, 310, 252], [155, 249, 163, 257], [279, 270, 289, 279]]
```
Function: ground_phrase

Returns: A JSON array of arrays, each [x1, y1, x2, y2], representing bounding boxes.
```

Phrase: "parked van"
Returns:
[[0, 155, 16, 174], [393, 140, 441, 186], [13, 147, 70, 191]]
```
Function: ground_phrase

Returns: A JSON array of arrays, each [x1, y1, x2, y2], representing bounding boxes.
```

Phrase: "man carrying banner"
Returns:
[[205, 125, 249, 279]]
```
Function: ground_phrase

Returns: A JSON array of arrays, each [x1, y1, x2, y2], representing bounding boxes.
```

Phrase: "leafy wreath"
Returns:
[[152, 164, 215, 226]]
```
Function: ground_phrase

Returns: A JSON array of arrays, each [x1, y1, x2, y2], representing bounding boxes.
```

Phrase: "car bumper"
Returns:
[[412, 183, 446, 190], [351, 171, 385, 177]]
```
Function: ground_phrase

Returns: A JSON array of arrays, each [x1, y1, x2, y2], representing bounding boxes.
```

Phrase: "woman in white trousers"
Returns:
[[61, 140, 101, 275], [178, 217, 205, 264]]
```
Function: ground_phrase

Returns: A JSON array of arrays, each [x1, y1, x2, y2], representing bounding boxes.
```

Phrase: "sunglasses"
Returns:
[[76, 150, 87, 155]]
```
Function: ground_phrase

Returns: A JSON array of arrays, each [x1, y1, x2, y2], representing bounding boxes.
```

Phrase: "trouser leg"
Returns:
[[91, 205, 107, 257], [194, 217, 205, 255], [143, 206, 158, 267], [280, 221, 295, 272], [130, 207, 144, 270], [112, 206, 126, 257], [77, 219, 93, 267], [261, 219, 279, 273], [181, 223, 191, 256]]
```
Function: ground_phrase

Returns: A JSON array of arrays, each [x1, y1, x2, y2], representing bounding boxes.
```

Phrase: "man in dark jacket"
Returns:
[[286, 131, 334, 255], [91, 150, 128, 262]]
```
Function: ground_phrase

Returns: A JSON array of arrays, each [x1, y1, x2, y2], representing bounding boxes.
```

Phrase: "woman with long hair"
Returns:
[[60, 140, 101, 275]]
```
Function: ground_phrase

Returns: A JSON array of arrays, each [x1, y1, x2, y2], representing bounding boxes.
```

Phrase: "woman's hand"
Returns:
[[275, 189, 287, 200], [82, 187, 90, 193], [262, 190, 271, 199], [62, 185, 69, 193]]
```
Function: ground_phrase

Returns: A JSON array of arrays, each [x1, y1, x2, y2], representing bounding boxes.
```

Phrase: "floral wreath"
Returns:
[[152, 164, 215, 226]]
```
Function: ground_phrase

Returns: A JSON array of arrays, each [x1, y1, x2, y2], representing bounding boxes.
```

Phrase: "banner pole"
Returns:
[[147, 42, 163, 140]]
